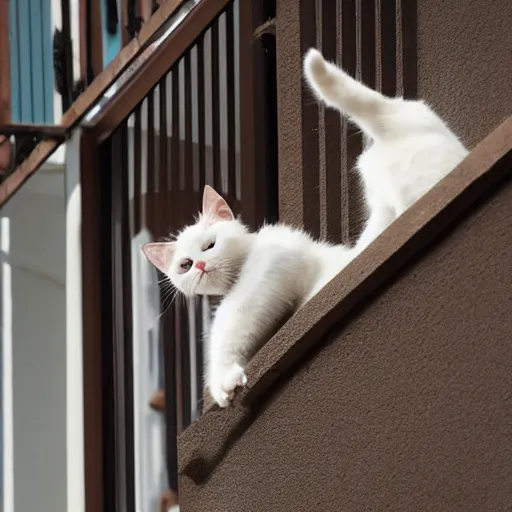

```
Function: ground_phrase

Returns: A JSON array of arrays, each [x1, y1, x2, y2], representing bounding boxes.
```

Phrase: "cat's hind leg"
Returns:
[[355, 205, 395, 253]]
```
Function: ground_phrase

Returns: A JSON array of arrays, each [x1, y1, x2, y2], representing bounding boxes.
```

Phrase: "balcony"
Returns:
[[1, 0, 511, 511]]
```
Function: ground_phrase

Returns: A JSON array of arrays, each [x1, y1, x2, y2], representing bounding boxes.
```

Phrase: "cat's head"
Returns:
[[142, 185, 250, 297]]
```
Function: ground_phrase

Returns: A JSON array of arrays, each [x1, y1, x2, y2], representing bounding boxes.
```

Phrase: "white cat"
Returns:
[[143, 185, 358, 407], [143, 49, 469, 409], [303, 48, 469, 251]]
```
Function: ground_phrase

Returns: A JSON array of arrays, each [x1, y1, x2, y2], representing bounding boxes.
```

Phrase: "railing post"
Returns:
[[239, 0, 278, 228], [80, 128, 105, 512]]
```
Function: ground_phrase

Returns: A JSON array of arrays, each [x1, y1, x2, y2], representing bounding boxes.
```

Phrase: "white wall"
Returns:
[[1, 163, 68, 512]]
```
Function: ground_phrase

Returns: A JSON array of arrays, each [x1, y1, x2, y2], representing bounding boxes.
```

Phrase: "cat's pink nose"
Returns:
[[194, 260, 206, 272]]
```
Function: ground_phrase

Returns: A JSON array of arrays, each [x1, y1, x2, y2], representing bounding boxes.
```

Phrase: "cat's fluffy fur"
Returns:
[[143, 49, 468, 408], [303, 48, 468, 251], [143, 185, 356, 407]]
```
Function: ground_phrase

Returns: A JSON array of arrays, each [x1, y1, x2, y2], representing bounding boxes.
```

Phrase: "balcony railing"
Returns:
[[3, 0, 510, 510], [80, 0, 418, 508], [78, 0, 278, 509], [0, 0, 180, 185]]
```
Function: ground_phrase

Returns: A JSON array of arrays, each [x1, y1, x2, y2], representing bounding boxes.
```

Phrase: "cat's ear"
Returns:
[[142, 242, 176, 274], [202, 185, 234, 223]]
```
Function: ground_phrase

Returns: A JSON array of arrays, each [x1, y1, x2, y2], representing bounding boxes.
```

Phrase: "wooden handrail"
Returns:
[[0, 124, 68, 138], [0, 0, 184, 207], [86, 0, 232, 143]]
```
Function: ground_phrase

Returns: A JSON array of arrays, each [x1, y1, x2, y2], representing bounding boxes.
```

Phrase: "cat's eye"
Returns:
[[202, 240, 215, 251], [179, 258, 193, 273]]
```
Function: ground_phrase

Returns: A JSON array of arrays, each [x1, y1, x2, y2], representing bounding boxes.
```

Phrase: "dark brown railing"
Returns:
[[275, 0, 416, 243], [86, 0, 278, 509], [80, 0, 418, 510]]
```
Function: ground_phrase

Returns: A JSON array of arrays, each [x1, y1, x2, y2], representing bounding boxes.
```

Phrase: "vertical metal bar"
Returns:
[[225, 3, 237, 206], [174, 302, 184, 434], [194, 299, 204, 417], [182, 50, 193, 429], [133, 106, 142, 234], [173, 59, 188, 439], [110, 129, 124, 512], [119, 122, 136, 512], [189, 43, 204, 419], [195, 37, 206, 415], [154, 85, 162, 235], [99, 134, 115, 511], [147, 88, 156, 234], [239, 0, 274, 229], [167, 61, 182, 490], [300, 0, 320, 238], [159, 76, 169, 234], [343, 0, 375, 240], [109, 124, 136, 512], [162, 312, 178, 492], [197, 34, 206, 195], [178, 300, 191, 431], [320, 0, 342, 243], [178, 59, 186, 192], [171, 67, 180, 200], [398, 0, 417, 99], [165, 72, 173, 226], [80, 129, 104, 512], [203, 29, 214, 187], [184, 51, 194, 195], [190, 46, 200, 197], [211, 19, 221, 191], [359, 0, 376, 90], [340, 0, 363, 244], [162, 66, 178, 487], [378, 0, 397, 97]]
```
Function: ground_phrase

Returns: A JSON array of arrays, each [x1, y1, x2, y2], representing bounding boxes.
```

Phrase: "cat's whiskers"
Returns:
[[159, 285, 181, 317], [159, 280, 173, 292], [157, 275, 171, 285]]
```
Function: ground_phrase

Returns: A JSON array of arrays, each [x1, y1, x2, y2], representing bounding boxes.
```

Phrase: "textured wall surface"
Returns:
[[179, 111, 512, 510], [276, 0, 512, 238], [417, 0, 512, 147], [180, 146, 512, 512], [179, 1, 512, 509]]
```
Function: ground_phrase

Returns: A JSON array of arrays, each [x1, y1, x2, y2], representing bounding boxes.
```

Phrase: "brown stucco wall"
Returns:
[[178, 1, 512, 508], [179, 117, 512, 511], [417, 0, 512, 147]]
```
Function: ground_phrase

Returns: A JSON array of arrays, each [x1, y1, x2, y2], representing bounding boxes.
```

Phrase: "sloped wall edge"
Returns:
[[179, 115, 512, 481]]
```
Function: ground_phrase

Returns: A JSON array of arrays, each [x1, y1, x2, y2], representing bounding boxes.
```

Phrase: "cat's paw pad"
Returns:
[[223, 364, 248, 392], [210, 387, 231, 409], [209, 364, 247, 408]]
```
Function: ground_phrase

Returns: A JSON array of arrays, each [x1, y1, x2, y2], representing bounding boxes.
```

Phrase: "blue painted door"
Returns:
[[9, 0, 54, 124]]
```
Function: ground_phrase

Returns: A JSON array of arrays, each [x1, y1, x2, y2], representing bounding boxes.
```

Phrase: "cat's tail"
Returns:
[[304, 48, 396, 140]]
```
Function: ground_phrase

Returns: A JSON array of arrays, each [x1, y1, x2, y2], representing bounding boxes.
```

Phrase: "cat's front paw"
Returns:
[[209, 364, 248, 408]]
